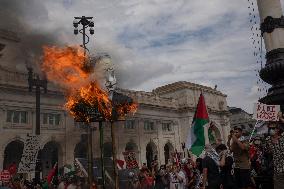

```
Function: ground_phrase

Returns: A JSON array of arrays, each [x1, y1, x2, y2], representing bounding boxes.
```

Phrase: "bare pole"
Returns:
[[99, 121, 106, 189], [27, 68, 47, 184], [87, 123, 94, 187], [111, 122, 119, 189]]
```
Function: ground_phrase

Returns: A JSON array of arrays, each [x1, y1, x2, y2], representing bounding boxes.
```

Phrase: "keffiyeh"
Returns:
[[205, 145, 220, 166]]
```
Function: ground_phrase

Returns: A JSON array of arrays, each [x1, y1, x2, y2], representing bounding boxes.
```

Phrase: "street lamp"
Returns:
[[73, 16, 95, 58], [27, 67, 47, 183], [73, 16, 136, 189], [73, 16, 96, 188]]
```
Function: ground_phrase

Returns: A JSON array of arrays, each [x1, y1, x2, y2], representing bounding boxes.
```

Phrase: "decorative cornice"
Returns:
[[260, 16, 284, 35], [0, 43, 5, 58], [152, 81, 227, 97], [0, 29, 20, 42]]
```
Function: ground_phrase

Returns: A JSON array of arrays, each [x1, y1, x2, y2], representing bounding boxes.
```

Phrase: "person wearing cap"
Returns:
[[264, 112, 284, 189], [228, 126, 252, 189]]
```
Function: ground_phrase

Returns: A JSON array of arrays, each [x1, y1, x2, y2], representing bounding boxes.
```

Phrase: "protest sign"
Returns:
[[253, 103, 280, 122], [0, 170, 11, 182], [123, 151, 138, 169], [18, 135, 40, 173]]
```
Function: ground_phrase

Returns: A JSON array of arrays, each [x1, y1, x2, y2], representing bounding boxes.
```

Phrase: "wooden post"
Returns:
[[111, 122, 119, 189]]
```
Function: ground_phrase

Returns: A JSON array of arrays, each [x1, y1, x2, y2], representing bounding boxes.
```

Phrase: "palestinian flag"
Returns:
[[186, 93, 209, 156], [47, 162, 58, 184]]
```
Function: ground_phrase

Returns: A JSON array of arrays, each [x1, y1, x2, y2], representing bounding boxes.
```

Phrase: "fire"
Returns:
[[42, 46, 137, 122], [65, 82, 112, 122], [115, 102, 138, 119], [42, 46, 92, 90]]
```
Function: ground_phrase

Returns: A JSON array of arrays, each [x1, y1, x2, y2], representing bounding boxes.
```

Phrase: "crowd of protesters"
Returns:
[[1, 113, 284, 189], [126, 112, 284, 189], [0, 175, 91, 189]]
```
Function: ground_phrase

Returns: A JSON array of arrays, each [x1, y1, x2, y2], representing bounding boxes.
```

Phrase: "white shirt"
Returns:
[[57, 182, 65, 189], [67, 184, 77, 189], [170, 171, 186, 189]]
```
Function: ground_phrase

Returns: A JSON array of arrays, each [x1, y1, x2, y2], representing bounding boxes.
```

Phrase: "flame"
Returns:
[[42, 46, 92, 89], [65, 82, 112, 122], [42, 45, 137, 122], [115, 102, 138, 119]]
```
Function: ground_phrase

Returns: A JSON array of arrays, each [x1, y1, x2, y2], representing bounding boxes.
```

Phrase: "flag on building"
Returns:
[[186, 93, 209, 156]]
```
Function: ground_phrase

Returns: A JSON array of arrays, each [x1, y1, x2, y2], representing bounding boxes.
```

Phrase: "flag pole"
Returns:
[[249, 120, 260, 143]]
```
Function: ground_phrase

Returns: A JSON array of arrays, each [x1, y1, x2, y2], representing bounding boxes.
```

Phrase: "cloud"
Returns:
[[1, 0, 276, 113]]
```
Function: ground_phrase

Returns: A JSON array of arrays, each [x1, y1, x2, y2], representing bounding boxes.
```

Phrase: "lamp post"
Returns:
[[73, 16, 94, 58], [27, 67, 47, 183], [110, 91, 135, 189], [73, 16, 95, 187]]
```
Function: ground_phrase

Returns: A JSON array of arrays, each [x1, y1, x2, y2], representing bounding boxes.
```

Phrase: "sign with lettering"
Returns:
[[253, 103, 280, 121], [0, 170, 11, 182], [18, 135, 40, 173], [123, 151, 138, 169]]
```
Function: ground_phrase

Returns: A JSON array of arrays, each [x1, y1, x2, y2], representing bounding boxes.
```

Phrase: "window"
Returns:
[[144, 120, 154, 131], [42, 113, 61, 126], [124, 120, 135, 129], [6, 110, 27, 124], [162, 123, 172, 132]]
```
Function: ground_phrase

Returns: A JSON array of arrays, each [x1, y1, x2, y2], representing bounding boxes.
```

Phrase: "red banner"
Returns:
[[123, 151, 138, 169], [0, 170, 11, 182]]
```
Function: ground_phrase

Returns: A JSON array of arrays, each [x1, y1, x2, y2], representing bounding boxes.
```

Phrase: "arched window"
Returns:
[[125, 140, 138, 152], [164, 142, 174, 164], [3, 140, 24, 169], [40, 141, 60, 177], [146, 142, 158, 168], [74, 142, 87, 159]]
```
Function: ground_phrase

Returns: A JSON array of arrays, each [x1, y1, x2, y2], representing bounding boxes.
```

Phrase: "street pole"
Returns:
[[27, 68, 47, 183], [73, 16, 95, 186], [111, 122, 119, 189], [99, 121, 105, 189], [87, 124, 94, 187]]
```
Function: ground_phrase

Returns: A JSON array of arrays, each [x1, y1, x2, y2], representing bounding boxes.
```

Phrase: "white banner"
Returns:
[[18, 135, 40, 173], [253, 103, 280, 122]]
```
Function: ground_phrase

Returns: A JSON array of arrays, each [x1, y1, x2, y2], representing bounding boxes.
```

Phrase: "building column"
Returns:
[[156, 120, 164, 165], [138, 119, 146, 165], [174, 119, 182, 151]]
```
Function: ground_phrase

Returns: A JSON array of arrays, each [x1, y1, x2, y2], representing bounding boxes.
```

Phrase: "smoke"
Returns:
[[0, 0, 61, 73]]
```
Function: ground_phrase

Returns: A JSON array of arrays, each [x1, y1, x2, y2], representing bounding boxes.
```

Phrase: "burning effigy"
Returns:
[[41, 46, 137, 122]]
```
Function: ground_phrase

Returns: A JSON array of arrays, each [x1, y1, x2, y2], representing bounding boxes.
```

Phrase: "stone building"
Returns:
[[0, 29, 231, 176], [228, 107, 256, 136]]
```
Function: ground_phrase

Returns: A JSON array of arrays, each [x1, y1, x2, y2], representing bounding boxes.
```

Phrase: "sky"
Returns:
[[1, 0, 284, 113]]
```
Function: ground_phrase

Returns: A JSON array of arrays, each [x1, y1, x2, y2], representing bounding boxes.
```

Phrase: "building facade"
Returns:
[[0, 29, 231, 176], [228, 107, 256, 136]]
